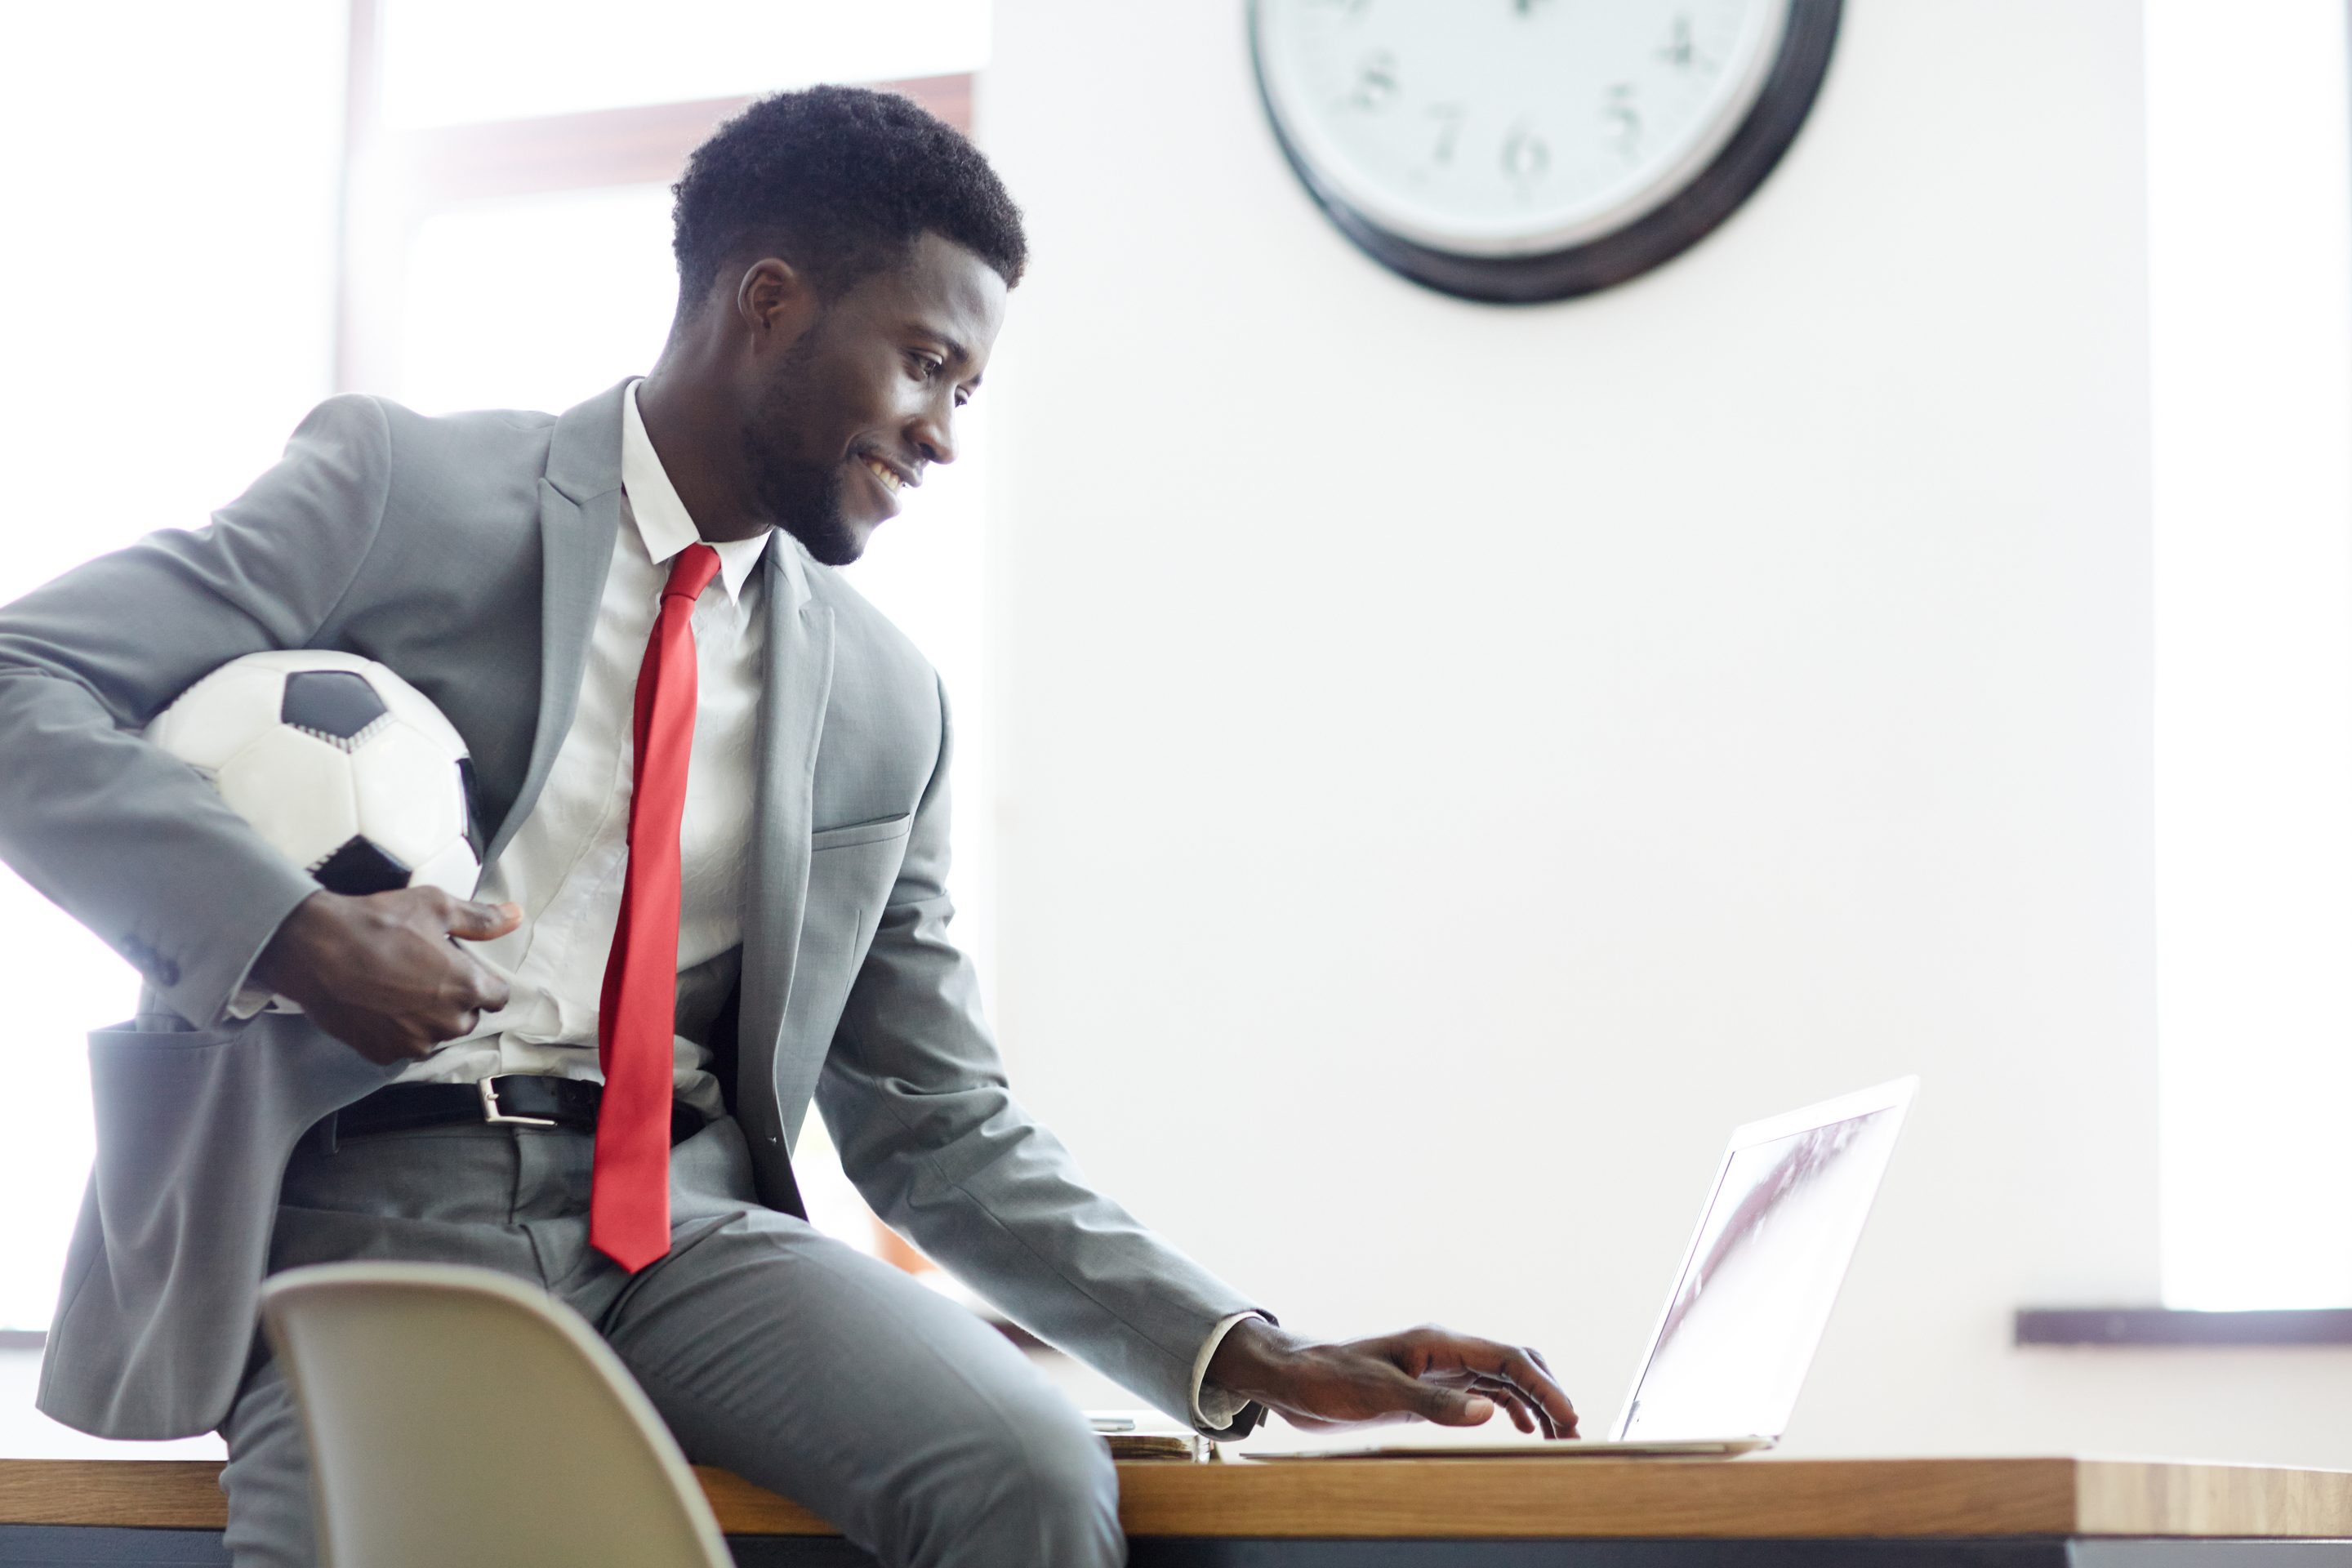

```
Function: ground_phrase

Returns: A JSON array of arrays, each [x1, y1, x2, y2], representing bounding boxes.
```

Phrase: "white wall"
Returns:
[[978, 0, 2352, 1461], [2149, 0, 2352, 1312]]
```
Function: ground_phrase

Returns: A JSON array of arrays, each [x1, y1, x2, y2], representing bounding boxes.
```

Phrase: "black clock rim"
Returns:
[[1248, 0, 1843, 305]]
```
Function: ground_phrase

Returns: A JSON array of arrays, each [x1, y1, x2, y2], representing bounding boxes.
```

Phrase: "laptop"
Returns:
[[1254, 1076, 1918, 1460]]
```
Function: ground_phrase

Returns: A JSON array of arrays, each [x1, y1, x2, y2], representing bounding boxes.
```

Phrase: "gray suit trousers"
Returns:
[[220, 1116, 1123, 1568]]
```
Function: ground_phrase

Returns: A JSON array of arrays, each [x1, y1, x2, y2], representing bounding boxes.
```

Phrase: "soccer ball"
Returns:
[[145, 650, 479, 901]]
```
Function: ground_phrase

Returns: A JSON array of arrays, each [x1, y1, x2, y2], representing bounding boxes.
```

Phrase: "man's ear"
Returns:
[[735, 258, 818, 347]]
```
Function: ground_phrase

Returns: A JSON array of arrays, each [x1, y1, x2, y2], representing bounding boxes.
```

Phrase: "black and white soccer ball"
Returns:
[[146, 650, 479, 900]]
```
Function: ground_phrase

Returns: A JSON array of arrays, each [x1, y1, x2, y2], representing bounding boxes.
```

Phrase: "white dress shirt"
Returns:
[[394, 381, 776, 1116], [375, 380, 1257, 1426]]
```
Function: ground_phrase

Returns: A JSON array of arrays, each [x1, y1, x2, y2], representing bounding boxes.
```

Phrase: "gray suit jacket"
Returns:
[[0, 381, 1259, 1441]]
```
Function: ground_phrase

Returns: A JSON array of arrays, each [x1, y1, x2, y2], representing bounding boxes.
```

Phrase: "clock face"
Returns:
[[1253, 0, 1794, 261]]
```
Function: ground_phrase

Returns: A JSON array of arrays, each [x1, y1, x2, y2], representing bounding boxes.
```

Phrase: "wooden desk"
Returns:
[[4, 1455, 2350, 1565]]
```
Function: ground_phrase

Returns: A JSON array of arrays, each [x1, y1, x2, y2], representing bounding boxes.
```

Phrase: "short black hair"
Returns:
[[670, 84, 1027, 311]]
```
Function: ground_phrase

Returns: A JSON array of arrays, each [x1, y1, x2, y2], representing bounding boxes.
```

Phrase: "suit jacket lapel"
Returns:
[[733, 542, 835, 1156], [483, 381, 629, 870]]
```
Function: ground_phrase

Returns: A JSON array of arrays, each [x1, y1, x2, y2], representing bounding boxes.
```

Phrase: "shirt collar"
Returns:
[[622, 379, 795, 608]]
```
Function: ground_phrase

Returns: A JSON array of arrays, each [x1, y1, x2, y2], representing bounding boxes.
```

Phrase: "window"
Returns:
[[0, 2, 345, 1337]]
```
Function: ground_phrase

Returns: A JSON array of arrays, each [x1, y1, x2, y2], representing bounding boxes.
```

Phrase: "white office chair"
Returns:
[[258, 1261, 733, 1568]]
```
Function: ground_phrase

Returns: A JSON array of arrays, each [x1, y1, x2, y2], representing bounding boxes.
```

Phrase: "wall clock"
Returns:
[[1248, 0, 1841, 304]]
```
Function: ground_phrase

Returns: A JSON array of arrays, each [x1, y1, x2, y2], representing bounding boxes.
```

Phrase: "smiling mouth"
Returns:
[[860, 455, 911, 494]]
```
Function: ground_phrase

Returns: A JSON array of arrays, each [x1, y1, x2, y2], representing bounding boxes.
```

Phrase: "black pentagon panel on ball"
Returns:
[[312, 836, 412, 896], [282, 670, 390, 741]]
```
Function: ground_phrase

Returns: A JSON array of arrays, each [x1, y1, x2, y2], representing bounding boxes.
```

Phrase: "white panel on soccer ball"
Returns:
[[350, 722, 466, 865], [408, 838, 482, 901], [368, 668, 469, 760], [214, 726, 358, 871], [145, 664, 286, 773]]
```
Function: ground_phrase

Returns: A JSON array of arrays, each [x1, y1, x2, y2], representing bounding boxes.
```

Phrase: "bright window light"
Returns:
[[381, 0, 993, 127], [2149, 0, 2352, 1308], [401, 185, 681, 417], [0, 2, 342, 1339]]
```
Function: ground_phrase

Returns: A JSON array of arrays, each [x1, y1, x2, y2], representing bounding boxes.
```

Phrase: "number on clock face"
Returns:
[[1256, 0, 1791, 259]]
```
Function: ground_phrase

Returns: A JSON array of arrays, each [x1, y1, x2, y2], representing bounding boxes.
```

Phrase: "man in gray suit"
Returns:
[[0, 87, 1575, 1566]]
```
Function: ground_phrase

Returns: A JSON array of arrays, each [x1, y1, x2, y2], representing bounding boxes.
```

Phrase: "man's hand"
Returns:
[[247, 888, 522, 1066], [1205, 1317, 1579, 1439]]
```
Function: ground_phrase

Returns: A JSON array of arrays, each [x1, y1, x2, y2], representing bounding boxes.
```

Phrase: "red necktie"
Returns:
[[593, 541, 722, 1272]]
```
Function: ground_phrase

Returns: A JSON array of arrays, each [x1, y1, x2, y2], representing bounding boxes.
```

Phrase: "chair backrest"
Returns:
[[259, 1262, 733, 1568]]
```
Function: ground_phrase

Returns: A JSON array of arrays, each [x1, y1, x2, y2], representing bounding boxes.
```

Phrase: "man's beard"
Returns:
[[742, 338, 863, 567]]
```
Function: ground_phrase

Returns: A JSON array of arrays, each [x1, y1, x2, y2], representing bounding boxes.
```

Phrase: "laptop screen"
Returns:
[[1616, 1085, 1911, 1443]]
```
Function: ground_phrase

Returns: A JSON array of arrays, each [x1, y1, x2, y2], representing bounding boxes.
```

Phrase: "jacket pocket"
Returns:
[[811, 813, 914, 853], [89, 1014, 240, 1051], [84, 1020, 243, 1199]]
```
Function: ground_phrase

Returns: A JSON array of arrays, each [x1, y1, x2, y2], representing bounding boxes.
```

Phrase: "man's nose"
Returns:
[[910, 405, 957, 467]]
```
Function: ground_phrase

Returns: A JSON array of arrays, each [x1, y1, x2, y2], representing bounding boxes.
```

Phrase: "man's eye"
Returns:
[[909, 352, 943, 378]]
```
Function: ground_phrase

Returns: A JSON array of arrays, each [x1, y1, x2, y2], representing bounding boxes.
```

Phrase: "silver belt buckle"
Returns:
[[479, 1076, 558, 1127]]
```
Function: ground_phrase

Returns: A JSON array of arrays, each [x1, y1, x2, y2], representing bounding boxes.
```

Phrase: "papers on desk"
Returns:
[[1086, 1410, 1208, 1462]]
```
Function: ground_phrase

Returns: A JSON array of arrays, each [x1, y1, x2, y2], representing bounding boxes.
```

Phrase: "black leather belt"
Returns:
[[311, 1076, 706, 1153]]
